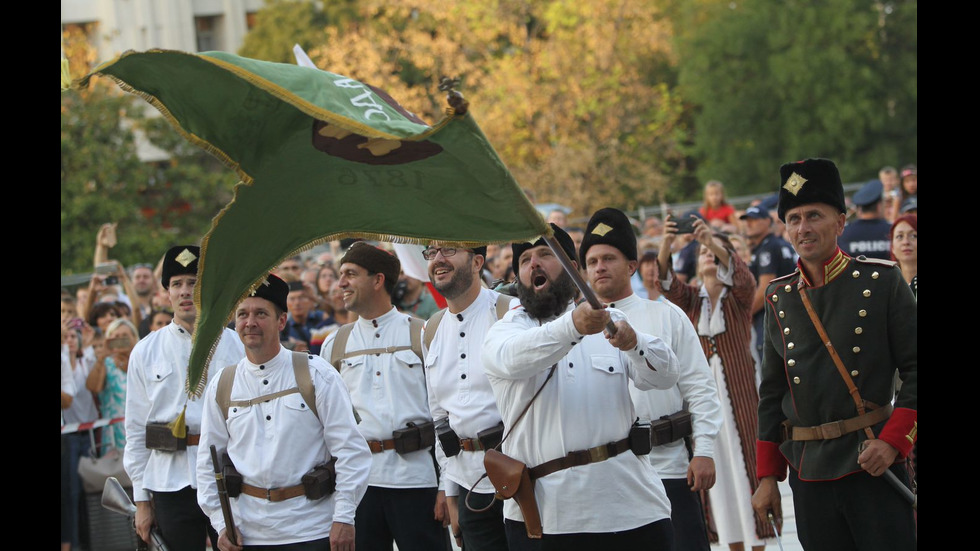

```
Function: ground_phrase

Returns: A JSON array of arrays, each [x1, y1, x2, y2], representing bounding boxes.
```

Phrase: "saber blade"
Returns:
[[768, 512, 784, 551]]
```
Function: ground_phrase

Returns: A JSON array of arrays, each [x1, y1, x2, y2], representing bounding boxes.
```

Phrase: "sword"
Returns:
[[767, 512, 784, 551], [858, 441, 917, 510]]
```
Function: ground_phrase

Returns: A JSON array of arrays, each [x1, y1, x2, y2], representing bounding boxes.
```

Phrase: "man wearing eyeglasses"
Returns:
[[319, 242, 447, 551], [422, 243, 512, 551]]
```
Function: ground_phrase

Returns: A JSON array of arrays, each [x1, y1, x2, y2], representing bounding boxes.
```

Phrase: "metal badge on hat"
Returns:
[[591, 223, 614, 236], [175, 248, 198, 266], [783, 172, 807, 196], [250, 277, 271, 296]]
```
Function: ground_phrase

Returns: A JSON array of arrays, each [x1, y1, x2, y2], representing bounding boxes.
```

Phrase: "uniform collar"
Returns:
[[604, 292, 638, 310], [797, 247, 850, 288], [243, 345, 291, 375], [355, 305, 401, 329], [166, 320, 193, 339]]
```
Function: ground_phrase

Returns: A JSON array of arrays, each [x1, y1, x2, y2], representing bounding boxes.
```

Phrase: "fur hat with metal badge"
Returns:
[[161, 245, 200, 289], [248, 273, 289, 313], [777, 158, 847, 222], [578, 207, 638, 265]]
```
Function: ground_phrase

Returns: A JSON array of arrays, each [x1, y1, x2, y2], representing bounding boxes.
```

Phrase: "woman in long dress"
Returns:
[[658, 215, 774, 551]]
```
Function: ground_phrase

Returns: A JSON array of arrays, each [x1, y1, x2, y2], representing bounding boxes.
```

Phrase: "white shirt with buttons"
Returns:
[[124, 321, 245, 502], [319, 307, 437, 488], [482, 301, 679, 534], [196, 347, 371, 545], [424, 288, 510, 496]]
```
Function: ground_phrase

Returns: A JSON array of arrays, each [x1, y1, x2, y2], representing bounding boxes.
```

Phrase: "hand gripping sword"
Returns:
[[101, 476, 169, 551]]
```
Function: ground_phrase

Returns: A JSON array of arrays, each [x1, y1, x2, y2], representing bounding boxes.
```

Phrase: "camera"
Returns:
[[104, 275, 120, 286]]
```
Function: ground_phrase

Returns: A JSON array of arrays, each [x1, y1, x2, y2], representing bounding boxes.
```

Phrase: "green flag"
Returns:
[[75, 49, 547, 397]]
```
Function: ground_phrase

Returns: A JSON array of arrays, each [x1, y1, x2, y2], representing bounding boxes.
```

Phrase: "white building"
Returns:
[[61, 0, 265, 60]]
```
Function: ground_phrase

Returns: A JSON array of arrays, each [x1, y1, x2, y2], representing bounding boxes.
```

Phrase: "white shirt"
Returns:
[[424, 288, 509, 496], [609, 293, 722, 478], [482, 302, 679, 534], [319, 306, 437, 488], [63, 354, 99, 426], [196, 347, 372, 545], [124, 321, 245, 502]]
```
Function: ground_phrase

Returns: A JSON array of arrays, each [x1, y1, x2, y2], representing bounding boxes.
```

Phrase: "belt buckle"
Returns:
[[265, 488, 274, 501], [820, 421, 844, 439], [588, 444, 609, 463]]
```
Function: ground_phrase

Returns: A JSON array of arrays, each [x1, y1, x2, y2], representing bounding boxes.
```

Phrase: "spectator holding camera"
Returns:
[[87, 318, 139, 452]]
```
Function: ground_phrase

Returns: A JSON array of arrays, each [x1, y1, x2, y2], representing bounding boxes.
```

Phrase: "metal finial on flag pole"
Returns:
[[439, 76, 468, 115]]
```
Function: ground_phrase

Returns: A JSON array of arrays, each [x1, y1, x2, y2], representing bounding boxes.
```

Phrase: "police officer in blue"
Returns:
[[739, 205, 796, 364], [838, 179, 892, 260]]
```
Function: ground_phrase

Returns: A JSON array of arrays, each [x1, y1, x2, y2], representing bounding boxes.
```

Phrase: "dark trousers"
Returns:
[[457, 487, 508, 551], [63, 432, 91, 548], [355, 486, 448, 551], [151, 485, 219, 551], [244, 537, 330, 550], [506, 518, 673, 551], [663, 478, 710, 551], [790, 465, 916, 551]]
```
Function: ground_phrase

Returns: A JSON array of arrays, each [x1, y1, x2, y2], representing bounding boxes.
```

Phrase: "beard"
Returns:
[[516, 269, 577, 320], [431, 260, 474, 301]]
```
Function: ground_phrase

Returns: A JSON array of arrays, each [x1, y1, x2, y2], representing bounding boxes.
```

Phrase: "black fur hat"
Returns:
[[777, 158, 846, 222], [578, 207, 638, 265], [340, 242, 401, 294], [248, 273, 289, 313], [160, 245, 200, 289], [511, 223, 577, 275]]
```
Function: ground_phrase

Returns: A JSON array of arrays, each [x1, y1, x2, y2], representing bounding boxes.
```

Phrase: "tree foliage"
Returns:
[[62, 28, 238, 275], [238, 0, 359, 63], [673, 0, 917, 193], [304, 0, 689, 219]]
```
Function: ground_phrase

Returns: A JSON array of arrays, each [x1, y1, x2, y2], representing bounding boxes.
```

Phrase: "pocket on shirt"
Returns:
[[393, 349, 423, 370], [342, 355, 365, 372], [590, 354, 625, 376], [146, 363, 175, 401]]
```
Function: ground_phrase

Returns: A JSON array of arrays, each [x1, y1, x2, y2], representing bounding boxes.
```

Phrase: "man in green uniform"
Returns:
[[751, 158, 916, 551]]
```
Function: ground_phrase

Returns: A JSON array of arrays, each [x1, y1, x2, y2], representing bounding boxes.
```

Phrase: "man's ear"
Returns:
[[627, 260, 638, 277], [473, 253, 486, 273]]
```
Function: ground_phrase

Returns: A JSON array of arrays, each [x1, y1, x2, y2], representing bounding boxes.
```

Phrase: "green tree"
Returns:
[[61, 83, 238, 275], [673, 0, 917, 193], [238, 0, 359, 63]]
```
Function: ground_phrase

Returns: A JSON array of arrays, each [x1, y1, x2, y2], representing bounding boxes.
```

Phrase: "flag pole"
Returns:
[[543, 236, 617, 335]]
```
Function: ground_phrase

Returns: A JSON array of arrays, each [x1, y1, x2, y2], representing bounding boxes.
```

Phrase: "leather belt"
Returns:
[[186, 434, 201, 446], [367, 439, 397, 453], [241, 482, 305, 502], [529, 437, 631, 480], [460, 438, 485, 452], [783, 403, 893, 442]]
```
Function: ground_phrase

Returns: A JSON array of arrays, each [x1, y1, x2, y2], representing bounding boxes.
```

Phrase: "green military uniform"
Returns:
[[756, 250, 917, 481]]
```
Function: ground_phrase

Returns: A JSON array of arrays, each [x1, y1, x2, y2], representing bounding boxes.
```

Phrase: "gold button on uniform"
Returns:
[[853, 346, 861, 353], [772, 294, 779, 302], [855, 327, 863, 335], [787, 342, 795, 350], [863, 290, 871, 297], [859, 309, 867, 317], [872, 271, 880, 279], [788, 359, 796, 367], [852, 270, 860, 278], [793, 377, 801, 384], [784, 327, 791, 335], [851, 370, 859, 377], [784, 285, 792, 292], [779, 311, 785, 318]]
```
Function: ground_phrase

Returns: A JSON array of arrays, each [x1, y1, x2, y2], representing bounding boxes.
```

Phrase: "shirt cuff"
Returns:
[[756, 440, 787, 481], [333, 497, 357, 525], [692, 435, 715, 459]]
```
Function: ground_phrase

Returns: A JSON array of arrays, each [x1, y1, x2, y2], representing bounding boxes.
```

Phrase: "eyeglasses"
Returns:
[[422, 247, 462, 260]]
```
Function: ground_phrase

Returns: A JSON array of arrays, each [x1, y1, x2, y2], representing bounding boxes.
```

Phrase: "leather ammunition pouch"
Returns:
[[145, 422, 188, 452], [221, 452, 243, 497], [629, 423, 653, 456], [392, 421, 436, 454], [484, 449, 542, 539], [649, 411, 693, 446], [437, 422, 461, 458], [476, 423, 505, 451], [302, 457, 338, 500]]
